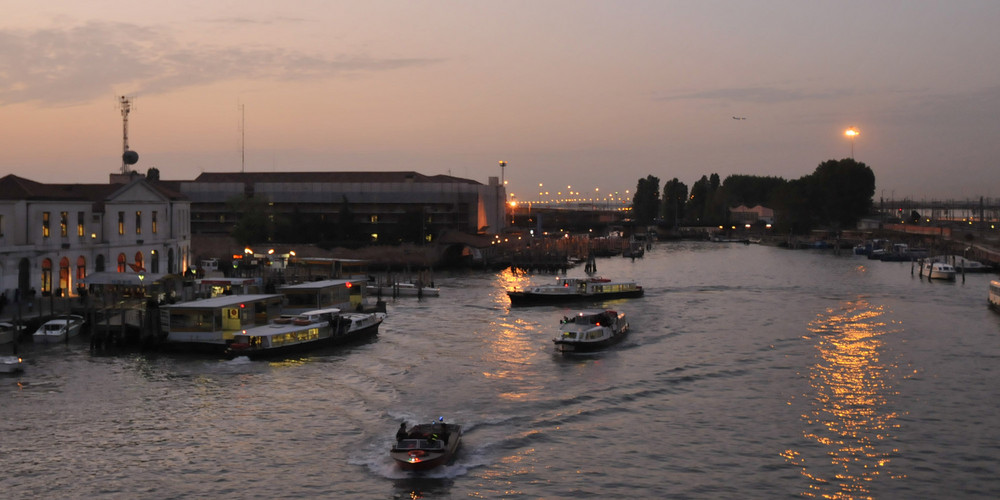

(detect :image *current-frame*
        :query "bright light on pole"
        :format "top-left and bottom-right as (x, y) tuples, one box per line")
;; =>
(845, 127), (859, 159)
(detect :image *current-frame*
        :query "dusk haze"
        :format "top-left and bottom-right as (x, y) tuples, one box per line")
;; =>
(2, 1), (998, 201)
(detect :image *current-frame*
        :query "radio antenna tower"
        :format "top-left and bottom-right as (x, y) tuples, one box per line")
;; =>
(119, 95), (139, 174)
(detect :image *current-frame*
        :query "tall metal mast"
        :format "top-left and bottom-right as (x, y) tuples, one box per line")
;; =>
(119, 95), (138, 174)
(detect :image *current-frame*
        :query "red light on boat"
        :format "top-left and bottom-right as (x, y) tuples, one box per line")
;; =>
(239, 303), (245, 308)
(346, 282), (352, 288)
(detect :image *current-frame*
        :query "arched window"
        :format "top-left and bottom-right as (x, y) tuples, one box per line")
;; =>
(168, 248), (175, 274)
(117, 253), (127, 273)
(59, 257), (70, 293)
(76, 256), (87, 288)
(134, 251), (144, 272)
(96, 254), (105, 272)
(41, 258), (53, 293)
(150, 250), (160, 273)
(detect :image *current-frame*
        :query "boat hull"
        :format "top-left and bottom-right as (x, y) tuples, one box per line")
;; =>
(0, 356), (24, 374)
(508, 289), (643, 307)
(554, 328), (627, 353)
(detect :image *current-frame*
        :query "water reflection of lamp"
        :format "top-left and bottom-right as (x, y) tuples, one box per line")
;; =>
(784, 298), (904, 497)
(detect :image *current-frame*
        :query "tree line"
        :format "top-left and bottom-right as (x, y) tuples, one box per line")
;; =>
(631, 158), (876, 234)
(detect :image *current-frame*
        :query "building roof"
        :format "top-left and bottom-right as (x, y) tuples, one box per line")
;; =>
(187, 171), (482, 185)
(0, 174), (187, 202)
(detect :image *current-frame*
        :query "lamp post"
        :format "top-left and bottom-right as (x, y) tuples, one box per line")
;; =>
(845, 127), (859, 159)
(498, 161), (507, 233)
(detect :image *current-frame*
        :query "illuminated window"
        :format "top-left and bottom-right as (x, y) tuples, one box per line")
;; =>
(152, 211), (158, 234)
(77, 212), (85, 237)
(59, 257), (70, 292)
(118, 212), (124, 235)
(60, 212), (68, 237)
(135, 211), (142, 235)
(76, 256), (87, 284)
(370, 215), (379, 223)
(41, 258), (52, 293)
(43, 212), (50, 238)
(117, 253), (127, 272)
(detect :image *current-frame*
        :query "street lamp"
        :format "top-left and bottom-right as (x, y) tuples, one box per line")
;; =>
(845, 127), (859, 159)
(498, 161), (507, 233)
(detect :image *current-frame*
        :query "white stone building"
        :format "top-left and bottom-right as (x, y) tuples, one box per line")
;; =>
(0, 174), (191, 299)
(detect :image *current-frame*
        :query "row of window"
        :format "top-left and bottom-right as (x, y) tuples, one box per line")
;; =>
(40, 211), (158, 238)
(36, 251), (162, 294)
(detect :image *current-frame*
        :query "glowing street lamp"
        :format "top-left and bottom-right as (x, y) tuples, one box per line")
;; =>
(844, 127), (859, 159)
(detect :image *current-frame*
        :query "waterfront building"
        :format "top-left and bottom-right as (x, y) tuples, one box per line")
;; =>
(164, 171), (507, 242)
(0, 174), (191, 299)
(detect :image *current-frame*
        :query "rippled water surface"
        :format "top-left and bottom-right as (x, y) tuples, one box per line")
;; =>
(3, 242), (1000, 498)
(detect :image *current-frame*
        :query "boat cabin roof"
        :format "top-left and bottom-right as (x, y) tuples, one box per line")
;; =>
(163, 294), (283, 310)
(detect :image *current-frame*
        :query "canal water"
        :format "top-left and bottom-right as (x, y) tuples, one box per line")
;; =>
(3, 242), (999, 499)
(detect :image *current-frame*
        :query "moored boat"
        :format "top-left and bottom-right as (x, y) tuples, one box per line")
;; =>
(1, 321), (26, 345)
(366, 282), (440, 297)
(32, 315), (85, 343)
(390, 419), (462, 471)
(918, 259), (957, 281)
(159, 294), (285, 353)
(553, 309), (629, 353)
(224, 308), (385, 359)
(507, 277), (643, 306)
(990, 280), (1000, 310)
(0, 355), (24, 374)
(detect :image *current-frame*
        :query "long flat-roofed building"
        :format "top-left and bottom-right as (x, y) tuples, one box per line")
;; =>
(170, 171), (507, 242)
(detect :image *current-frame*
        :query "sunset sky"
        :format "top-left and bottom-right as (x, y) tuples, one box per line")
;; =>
(2, 1), (998, 202)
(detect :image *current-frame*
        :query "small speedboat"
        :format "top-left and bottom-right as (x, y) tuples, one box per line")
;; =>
(553, 309), (629, 353)
(0, 355), (24, 374)
(390, 419), (462, 471)
(32, 315), (85, 343)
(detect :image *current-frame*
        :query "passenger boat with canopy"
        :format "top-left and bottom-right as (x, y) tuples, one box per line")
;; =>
(224, 308), (385, 359)
(507, 277), (643, 306)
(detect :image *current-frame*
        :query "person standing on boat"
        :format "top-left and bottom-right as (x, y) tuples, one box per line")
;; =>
(396, 422), (408, 442)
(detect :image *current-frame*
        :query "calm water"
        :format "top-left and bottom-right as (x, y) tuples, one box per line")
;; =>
(3, 242), (1000, 499)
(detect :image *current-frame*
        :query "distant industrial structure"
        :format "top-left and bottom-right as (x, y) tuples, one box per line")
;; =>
(160, 170), (507, 240)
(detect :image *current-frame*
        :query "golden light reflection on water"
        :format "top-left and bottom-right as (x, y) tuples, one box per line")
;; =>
(786, 298), (906, 498)
(483, 268), (542, 401)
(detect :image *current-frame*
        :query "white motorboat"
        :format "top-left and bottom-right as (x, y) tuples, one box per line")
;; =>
(0, 355), (24, 374)
(919, 260), (957, 281)
(0, 321), (26, 344)
(32, 315), (85, 343)
(990, 280), (1000, 310)
(225, 308), (385, 359)
(553, 309), (629, 353)
(930, 255), (993, 273)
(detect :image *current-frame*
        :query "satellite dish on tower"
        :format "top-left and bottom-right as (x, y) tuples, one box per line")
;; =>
(123, 150), (139, 165)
